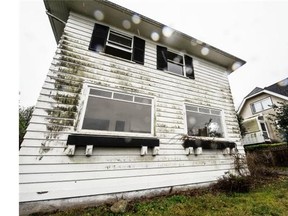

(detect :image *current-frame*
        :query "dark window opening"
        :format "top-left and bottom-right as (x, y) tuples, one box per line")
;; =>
(157, 45), (194, 78)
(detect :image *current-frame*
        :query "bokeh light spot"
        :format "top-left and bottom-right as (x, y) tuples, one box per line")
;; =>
(162, 26), (174, 37)
(232, 61), (242, 71)
(151, 32), (160, 41)
(201, 47), (209, 56)
(122, 20), (131, 29)
(94, 10), (104, 21)
(132, 14), (141, 24)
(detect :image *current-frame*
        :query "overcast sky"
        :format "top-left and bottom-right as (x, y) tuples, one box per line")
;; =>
(19, 0), (288, 110)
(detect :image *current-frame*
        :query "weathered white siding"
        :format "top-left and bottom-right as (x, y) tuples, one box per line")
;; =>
(19, 11), (241, 207)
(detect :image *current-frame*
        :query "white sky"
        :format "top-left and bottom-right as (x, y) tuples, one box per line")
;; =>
(19, 0), (288, 109)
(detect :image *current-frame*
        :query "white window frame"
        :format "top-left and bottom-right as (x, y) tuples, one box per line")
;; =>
(166, 50), (185, 76)
(106, 29), (133, 55)
(78, 84), (155, 137)
(250, 97), (273, 114)
(184, 104), (226, 138)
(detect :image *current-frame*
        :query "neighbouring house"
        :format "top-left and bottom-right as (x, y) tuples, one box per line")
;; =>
(237, 77), (288, 145)
(19, 0), (246, 214)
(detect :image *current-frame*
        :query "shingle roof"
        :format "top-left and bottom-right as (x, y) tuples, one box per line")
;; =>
(245, 87), (263, 98)
(264, 77), (288, 97)
(244, 77), (288, 99)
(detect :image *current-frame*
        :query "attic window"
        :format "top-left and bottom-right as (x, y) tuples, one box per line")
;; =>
(250, 97), (273, 114)
(157, 45), (194, 79)
(89, 23), (145, 64)
(81, 88), (153, 134)
(186, 105), (224, 138)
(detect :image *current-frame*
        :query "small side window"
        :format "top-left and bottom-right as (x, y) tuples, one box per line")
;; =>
(157, 45), (194, 79)
(89, 23), (145, 64)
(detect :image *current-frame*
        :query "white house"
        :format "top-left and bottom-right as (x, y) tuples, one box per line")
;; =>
(19, 0), (246, 214)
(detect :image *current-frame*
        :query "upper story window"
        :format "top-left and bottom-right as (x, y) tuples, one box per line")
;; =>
(157, 45), (194, 79)
(81, 87), (153, 134)
(89, 23), (145, 65)
(251, 97), (273, 114)
(186, 105), (224, 138)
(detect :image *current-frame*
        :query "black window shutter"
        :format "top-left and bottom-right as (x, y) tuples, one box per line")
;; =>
(132, 37), (145, 65)
(157, 45), (167, 70)
(89, 23), (109, 52)
(184, 55), (195, 79)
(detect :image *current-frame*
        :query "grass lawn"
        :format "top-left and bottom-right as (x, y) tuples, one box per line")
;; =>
(32, 176), (288, 216)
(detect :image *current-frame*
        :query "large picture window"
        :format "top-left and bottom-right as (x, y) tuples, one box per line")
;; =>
(82, 88), (153, 134)
(186, 105), (224, 137)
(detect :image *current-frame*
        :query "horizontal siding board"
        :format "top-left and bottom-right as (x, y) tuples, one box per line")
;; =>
(20, 164), (232, 184)
(20, 160), (232, 174)
(19, 153), (231, 164)
(19, 170), (228, 202)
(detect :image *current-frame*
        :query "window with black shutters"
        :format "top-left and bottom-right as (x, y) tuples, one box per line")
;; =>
(89, 23), (145, 64)
(157, 45), (194, 79)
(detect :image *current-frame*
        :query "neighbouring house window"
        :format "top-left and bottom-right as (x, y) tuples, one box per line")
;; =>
(186, 105), (224, 137)
(250, 97), (273, 114)
(82, 88), (153, 134)
(89, 23), (145, 64)
(157, 45), (194, 79)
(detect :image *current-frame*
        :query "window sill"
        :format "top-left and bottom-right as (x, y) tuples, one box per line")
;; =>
(67, 134), (159, 148)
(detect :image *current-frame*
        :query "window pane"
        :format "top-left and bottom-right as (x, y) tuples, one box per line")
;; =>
(199, 108), (210, 113)
(82, 96), (151, 133)
(109, 31), (132, 48)
(253, 101), (262, 112)
(186, 105), (198, 112)
(90, 89), (112, 98)
(134, 97), (152, 104)
(115, 121), (125, 131)
(186, 111), (223, 137)
(105, 46), (132, 60)
(211, 110), (221, 115)
(167, 51), (183, 64)
(167, 62), (183, 75)
(261, 98), (272, 110)
(113, 93), (133, 101)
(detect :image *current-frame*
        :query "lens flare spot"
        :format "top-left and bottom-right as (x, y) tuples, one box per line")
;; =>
(151, 32), (160, 41)
(186, 67), (193, 75)
(277, 78), (288, 87)
(201, 47), (209, 56)
(162, 26), (174, 37)
(188, 117), (196, 125)
(132, 14), (141, 24)
(122, 20), (131, 29)
(94, 10), (104, 21)
(232, 62), (242, 71)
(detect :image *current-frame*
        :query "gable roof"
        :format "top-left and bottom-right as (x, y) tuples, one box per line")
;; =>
(265, 78), (288, 97)
(237, 77), (288, 114)
(43, 0), (245, 73)
(245, 87), (263, 98)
